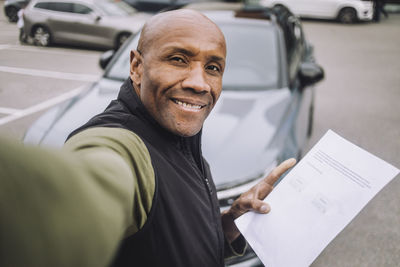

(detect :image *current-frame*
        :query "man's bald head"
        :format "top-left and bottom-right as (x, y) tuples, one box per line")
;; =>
(129, 9), (226, 137)
(137, 9), (226, 56)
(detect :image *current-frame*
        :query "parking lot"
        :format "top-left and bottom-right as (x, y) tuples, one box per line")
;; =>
(302, 13), (400, 267)
(0, 2), (399, 266)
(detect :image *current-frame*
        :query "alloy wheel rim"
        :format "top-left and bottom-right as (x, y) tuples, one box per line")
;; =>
(34, 28), (50, 46)
(341, 11), (354, 23)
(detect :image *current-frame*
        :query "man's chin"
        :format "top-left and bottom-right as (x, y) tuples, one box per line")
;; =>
(174, 128), (202, 138)
(169, 124), (203, 137)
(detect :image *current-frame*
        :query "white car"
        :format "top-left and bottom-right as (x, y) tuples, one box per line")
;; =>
(260, 0), (374, 23)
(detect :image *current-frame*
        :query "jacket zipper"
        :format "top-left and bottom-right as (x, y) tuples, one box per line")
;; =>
(192, 138), (224, 265)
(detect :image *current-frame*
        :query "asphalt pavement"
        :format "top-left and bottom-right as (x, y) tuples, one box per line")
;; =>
(0, 2), (399, 266)
(302, 13), (400, 267)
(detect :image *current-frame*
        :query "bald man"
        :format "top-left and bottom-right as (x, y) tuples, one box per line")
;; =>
(0, 9), (295, 267)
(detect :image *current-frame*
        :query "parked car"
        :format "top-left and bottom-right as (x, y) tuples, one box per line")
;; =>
(122, 0), (189, 12)
(22, 0), (152, 49)
(24, 3), (324, 266)
(3, 0), (30, 22)
(260, 0), (374, 23)
(121, 0), (223, 13)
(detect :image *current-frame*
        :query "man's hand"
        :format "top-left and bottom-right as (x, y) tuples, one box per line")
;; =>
(221, 158), (296, 244)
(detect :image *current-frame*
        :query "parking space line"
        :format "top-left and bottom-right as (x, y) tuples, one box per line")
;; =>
(0, 44), (102, 57)
(0, 44), (12, 50)
(0, 66), (99, 82)
(0, 107), (22, 114)
(0, 87), (83, 126)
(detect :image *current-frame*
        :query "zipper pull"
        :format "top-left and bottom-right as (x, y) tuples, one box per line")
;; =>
(205, 177), (213, 194)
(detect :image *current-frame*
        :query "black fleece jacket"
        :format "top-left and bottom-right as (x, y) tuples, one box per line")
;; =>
(69, 79), (226, 267)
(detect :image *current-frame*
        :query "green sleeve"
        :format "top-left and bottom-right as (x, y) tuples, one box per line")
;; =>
(0, 127), (155, 267)
(64, 127), (155, 235)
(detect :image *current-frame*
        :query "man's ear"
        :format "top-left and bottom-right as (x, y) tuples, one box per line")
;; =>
(130, 50), (143, 92)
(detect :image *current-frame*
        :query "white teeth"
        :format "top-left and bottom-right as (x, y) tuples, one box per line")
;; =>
(175, 100), (202, 109)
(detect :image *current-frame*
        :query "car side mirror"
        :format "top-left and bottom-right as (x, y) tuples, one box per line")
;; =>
(299, 62), (324, 87)
(99, 50), (115, 70)
(89, 12), (101, 22)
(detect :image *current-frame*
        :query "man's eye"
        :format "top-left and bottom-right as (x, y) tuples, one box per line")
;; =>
(171, 57), (185, 63)
(207, 65), (220, 72)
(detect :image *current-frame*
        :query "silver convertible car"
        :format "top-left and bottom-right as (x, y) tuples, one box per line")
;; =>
(24, 4), (324, 266)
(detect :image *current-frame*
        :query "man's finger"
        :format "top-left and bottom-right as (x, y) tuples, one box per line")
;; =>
(248, 199), (271, 214)
(252, 158), (297, 201)
(264, 158), (296, 186)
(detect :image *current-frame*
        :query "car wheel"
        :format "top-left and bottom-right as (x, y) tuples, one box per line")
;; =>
(6, 6), (19, 23)
(338, 7), (357, 24)
(33, 26), (51, 47)
(115, 32), (131, 49)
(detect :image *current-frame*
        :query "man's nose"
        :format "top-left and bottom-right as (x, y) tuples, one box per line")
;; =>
(181, 63), (211, 93)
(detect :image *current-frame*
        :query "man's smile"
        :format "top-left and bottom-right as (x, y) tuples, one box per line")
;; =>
(172, 98), (207, 111)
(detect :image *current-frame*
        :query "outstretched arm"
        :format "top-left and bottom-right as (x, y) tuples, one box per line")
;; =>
(0, 128), (154, 267)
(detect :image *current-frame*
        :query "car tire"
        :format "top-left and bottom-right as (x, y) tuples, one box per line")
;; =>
(115, 32), (131, 50)
(6, 6), (19, 23)
(33, 26), (51, 47)
(338, 7), (357, 24)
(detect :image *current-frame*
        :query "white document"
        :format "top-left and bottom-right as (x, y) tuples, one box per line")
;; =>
(235, 130), (399, 267)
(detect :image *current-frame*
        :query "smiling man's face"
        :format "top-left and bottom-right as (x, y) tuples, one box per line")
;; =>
(130, 10), (226, 137)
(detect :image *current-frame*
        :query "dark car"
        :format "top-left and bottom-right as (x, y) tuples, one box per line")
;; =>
(122, 0), (225, 13)
(122, 0), (188, 12)
(4, 0), (30, 22)
(24, 3), (324, 266)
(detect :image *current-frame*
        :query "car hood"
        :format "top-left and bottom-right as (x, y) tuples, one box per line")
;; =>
(202, 89), (292, 188)
(24, 78), (292, 188)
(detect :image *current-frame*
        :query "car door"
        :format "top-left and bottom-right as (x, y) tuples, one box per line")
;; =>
(287, 0), (310, 15)
(299, 0), (340, 18)
(270, 0), (309, 15)
(44, 2), (75, 42)
(69, 3), (115, 48)
(279, 11), (313, 158)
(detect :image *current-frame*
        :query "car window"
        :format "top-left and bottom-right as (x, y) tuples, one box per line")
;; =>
(273, 5), (305, 83)
(96, 0), (136, 16)
(36, 2), (73, 12)
(221, 23), (279, 90)
(285, 18), (304, 82)
(106, 22), (280, 90)
(73, 3), (92, 14)
(34, 2), (49, 9)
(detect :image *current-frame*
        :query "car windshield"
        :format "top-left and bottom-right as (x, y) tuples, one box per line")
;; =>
(96, 0), (136, 16)
(106, 22), (279, 90)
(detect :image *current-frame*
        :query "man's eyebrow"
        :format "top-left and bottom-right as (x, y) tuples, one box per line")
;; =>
(208, 55), (225, 64)
(162, 46), (225, 63)
(163, 47), (196, 57)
